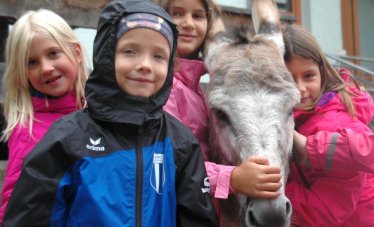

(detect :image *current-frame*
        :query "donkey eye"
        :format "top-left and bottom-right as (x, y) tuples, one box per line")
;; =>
(213, 108), (230, 124)
(285, 110), (293, 120)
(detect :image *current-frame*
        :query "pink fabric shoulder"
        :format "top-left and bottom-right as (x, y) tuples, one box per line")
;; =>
(164, 58), (235, 199)
(338, 68), (374, 125)
(0, 93), (78, 224)
(164, 58), (209, 159)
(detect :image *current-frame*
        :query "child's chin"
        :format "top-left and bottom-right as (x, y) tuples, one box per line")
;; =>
(128, 92), (152, 98)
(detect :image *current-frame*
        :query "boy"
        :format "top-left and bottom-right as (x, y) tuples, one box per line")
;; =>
(2, 1), (218, 226)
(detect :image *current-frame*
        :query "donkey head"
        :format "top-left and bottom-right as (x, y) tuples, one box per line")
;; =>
(205, 0), (300, 226)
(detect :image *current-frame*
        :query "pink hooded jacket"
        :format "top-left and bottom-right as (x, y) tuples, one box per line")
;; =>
(164, 58), (234, 199)
(0, 93), (79, 224)
(286, 69), (374, 226)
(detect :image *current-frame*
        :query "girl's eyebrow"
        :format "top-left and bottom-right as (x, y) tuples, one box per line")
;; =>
(169, 6), (183, 11)
(170, 6), (205, 12)
(303, 68), (318, 73)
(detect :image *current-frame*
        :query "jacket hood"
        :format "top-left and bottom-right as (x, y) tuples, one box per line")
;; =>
(85, 0), (178, 125)
(294, 89), (374, 129)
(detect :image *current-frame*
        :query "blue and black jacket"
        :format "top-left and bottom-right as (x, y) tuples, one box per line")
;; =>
(3, 1), (218, 226)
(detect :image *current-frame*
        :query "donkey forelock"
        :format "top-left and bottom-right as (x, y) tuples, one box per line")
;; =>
(207, 29), (299, 107)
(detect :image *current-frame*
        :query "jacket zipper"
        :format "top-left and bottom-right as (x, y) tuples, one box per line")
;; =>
(135, 126), (144, 227)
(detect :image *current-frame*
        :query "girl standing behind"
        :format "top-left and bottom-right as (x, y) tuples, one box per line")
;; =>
(0, 9), (87, 224)
(284, 24), (374, 226)
(154, 0), (282, 202)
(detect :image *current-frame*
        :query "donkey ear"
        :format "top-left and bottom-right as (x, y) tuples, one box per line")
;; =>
(204, 34), (231, 73)
(251, 0), (285, 56)
(207, 15), (226, 41)
(204, 12), (228, 73)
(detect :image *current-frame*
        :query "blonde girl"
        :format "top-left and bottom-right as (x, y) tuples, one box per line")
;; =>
(0, 9), (87, 224)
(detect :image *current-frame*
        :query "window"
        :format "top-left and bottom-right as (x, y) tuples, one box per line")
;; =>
(215, 0), (249, 9)
(215, 0), (290, 14)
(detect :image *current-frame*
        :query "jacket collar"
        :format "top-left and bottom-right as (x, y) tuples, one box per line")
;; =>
(32, 92), (78, 114)
(294, 89), (374, 126)
(174, 58), (206, 91)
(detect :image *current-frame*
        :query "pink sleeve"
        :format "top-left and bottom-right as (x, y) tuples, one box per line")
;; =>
(286, 175), (361, 226)
(0, 128), (38, 224)
(305, 129), (374, 173)
(205, 161), (235, 199)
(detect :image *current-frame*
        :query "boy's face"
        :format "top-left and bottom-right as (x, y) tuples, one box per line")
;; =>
(115, 28), (171, 97)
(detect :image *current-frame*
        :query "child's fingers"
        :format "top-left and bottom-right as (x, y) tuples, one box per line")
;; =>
(253, 190), (281, 199)
(258, 182), (282, 192)
(264, 166), (281, 174)
(263, 173), (282, 183)
(247, 156), (270, 165)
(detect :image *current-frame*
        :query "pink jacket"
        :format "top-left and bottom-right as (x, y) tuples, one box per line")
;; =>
(286, 70), (374, 226)
(164, 58), (234, 199)
(0, 93), (79, 224)
(306, 128), (374, 173)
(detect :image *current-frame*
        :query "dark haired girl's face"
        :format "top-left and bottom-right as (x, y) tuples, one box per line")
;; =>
(286, 55), (321, 109)
(169, 0), (208, 58)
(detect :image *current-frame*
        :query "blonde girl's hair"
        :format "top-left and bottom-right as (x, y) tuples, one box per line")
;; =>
(283, 24), (359, 117)
(153, 0), (221, 59)
(1, 9), (88, 141)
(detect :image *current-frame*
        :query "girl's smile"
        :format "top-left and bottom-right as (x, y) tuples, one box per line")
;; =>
(178, 33), (196, 42)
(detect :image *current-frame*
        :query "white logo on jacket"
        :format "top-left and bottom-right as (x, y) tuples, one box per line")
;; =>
(201, 177), (210, 194)
(150, 153), (165, 194)
(86, 138), (105, 151)
(90, 138), (101, 145)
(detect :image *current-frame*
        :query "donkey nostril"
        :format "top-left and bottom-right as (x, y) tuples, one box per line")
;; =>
(248, 210), (260, 226)
(285, 200), (292, 216)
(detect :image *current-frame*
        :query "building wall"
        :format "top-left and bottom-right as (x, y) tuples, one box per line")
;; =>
(74, 28), (95, 70)
(301, 0), (344, 56)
